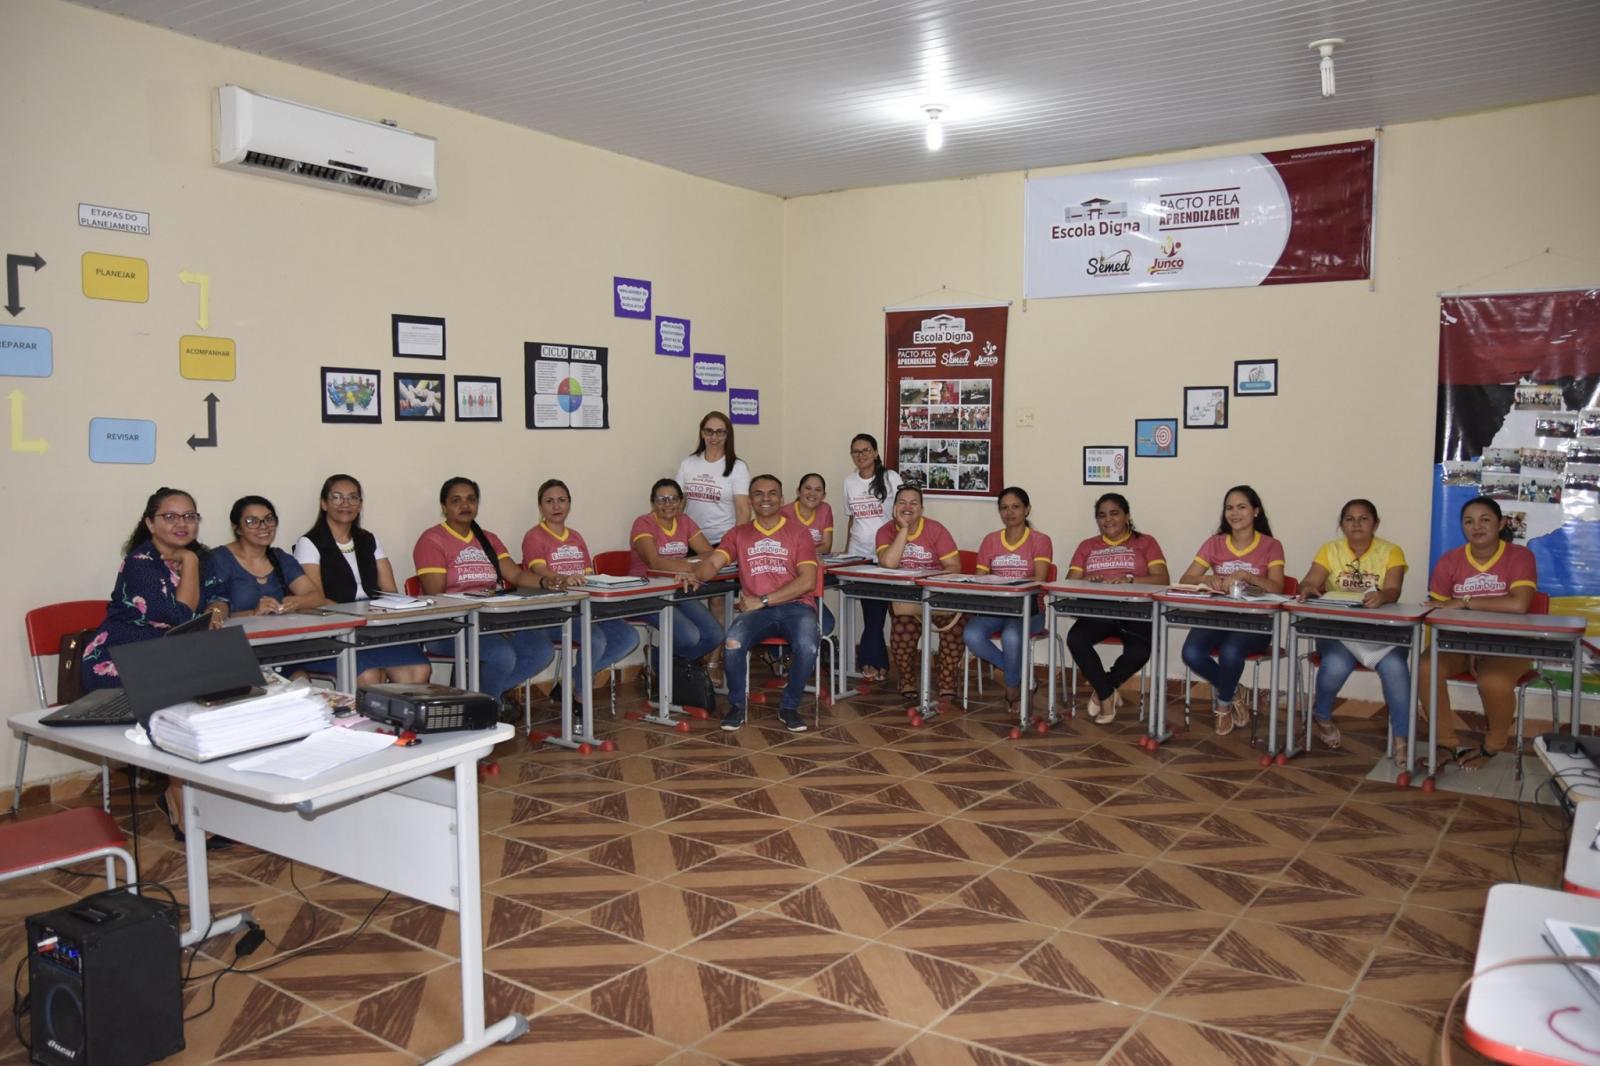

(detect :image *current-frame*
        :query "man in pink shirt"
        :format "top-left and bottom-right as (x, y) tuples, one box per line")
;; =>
(692, 474), (820, 732)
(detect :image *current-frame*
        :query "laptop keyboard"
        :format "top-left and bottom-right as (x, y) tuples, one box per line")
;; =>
(43, 690), (134, 725)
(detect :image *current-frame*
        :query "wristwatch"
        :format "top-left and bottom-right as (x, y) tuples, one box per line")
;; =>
(761, 595), (770, 608)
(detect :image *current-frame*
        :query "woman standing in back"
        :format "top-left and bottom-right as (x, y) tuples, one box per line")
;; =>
(842, 433), (901, 683)
(676, 411), (751, 545)
(781, 473), (835, 554)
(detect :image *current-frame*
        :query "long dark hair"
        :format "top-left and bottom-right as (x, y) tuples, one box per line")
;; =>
(1339, 498), (1380, 527)
(797, 472), (826, 496)
(1216, 484), (1273, 537)
(303, 474), (379, 602)
(227, 494), (288, 591)
(998, 486), (1032, 528)
(693, 412), (738, 477)
(853, 433), (890, 501)
(1094, 492), (1142, 538)
(440, 476), (506, 588)
(124, 487), (210, 556)
(1461, 495), (1515, 542)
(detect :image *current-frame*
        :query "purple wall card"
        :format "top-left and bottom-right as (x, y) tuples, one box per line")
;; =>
(613, 277), (651, 319)
(655, 315), (691, 356)
(693, 353), (726, 391)
(728, 387), (760, 425)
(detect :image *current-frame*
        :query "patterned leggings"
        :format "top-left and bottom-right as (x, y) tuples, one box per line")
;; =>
(890, 612), (966, 696)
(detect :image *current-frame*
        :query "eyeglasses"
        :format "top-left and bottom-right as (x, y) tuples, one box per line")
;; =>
(155, 512), (201, 524)
(241, 515), (278, 529)
(653, 495), (682, 504)
(328, 492), (362, 504)
(701, 427), (728, 437)
(850, 447), (874, 456)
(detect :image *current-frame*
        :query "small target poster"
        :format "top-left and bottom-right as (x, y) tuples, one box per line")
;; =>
(525, 341), (609, 429)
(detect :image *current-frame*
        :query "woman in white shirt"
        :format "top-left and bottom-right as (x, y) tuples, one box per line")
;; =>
(842, 433), (902, 683)
(675, 411), (751, 545)
(293, 474), (431, 686)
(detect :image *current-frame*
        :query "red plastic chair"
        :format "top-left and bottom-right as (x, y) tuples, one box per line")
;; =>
(0, 807), (134, 891)
(13, 600), (110, 815)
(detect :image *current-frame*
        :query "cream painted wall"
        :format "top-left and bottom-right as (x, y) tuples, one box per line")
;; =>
(781, 97), (1600, 653)
(2, 1), (784, 783)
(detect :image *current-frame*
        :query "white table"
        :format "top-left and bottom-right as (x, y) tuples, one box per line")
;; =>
(1467, 882), (1600, 1065)
(919, 575), (1042, 732)
(450, 591), (583, 740)
(224, 610), (364, 691)
(9, 709), (522, 1064)
(574, 579), (681, 743)
(1565, 799), (1600, 898)
(319, 598), (475, 687)
(1043, 579), (1159, 724)
(1151, 591), (1287, 749)
(1537, 735), (1600, 808)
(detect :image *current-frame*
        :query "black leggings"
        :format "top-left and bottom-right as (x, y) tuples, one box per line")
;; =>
(1065, 618), (1152, 701)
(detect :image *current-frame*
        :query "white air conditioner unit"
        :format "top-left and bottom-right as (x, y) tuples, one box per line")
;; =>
(213, 85), (437, 204)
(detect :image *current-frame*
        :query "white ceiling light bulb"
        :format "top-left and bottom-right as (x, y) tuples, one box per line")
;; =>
(1309, 38), (1344, 97)
(923, 104), (946, 151)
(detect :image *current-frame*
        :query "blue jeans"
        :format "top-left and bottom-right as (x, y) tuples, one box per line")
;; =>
(428, 630), (554, 701)
(962, 612), (1045, 688)
(1180, 628), (1270, 702)
(655, 600), (724, 661)
(1313, 638), (1411, 737)
(856, 599), (890, 670)
(573, 619), (640, 684)
(726, 602), (820, 712)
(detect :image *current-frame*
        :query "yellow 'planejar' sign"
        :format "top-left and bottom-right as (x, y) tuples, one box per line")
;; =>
(179, 335), (236, 381)
(82, 252), (149, 302)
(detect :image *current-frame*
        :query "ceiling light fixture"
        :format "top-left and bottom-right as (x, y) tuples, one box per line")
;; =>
(922, 104), (946, 151)
(1309, 38), (1344, 98)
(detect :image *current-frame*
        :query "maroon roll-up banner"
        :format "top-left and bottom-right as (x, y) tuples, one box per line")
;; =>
(884, 304), (1009, 498)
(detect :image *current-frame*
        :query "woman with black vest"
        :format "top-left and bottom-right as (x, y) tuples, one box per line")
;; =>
(293, 474), (431, 686)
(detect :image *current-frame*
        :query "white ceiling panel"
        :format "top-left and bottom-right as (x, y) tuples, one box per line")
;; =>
(71, 0), (1600, 197)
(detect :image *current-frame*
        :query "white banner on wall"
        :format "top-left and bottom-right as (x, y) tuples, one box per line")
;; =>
(1023, 140), (1374, 298)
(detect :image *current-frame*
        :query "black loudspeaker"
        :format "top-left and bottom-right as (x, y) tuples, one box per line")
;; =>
(26, 886), (184, 1066)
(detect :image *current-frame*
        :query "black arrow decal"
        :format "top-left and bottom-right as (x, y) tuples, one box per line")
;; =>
(5, 253), (45, 317)
(187, 393), (219, 450)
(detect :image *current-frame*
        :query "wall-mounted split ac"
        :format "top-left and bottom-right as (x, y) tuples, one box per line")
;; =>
(212, 85), (437, 204)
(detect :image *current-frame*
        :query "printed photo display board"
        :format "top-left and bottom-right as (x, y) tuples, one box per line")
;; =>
(884, 305), (1008, 497)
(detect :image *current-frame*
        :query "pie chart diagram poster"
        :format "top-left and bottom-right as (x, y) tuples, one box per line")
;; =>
(525, 341), (609, 429)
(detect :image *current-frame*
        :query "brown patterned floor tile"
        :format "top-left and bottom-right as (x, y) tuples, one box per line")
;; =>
(771, 876), (928, 937)
(227, 851), (338, 894)
(254, 928), (450, 1009)
(879, 904), (1055, 974)
(1004, 839), (1149, 889)
(1383, 902), (1481, 963)
(575, 752), (694, 785)
(1069, 895), (1231, 959)
(951, 868), (1103, 926)
(580, 827), (720, 879)
(810, 798), (946, 840)
(1054, 810), (1183, 855)
(650, 738), (759, 765)
(487, 856), (648, 913)
(583, 882), (748, 948)
(666, 850), (822, 905)
(1030, 769), (1147, 807)
(509, 771), (631, 807)
(1277, 850), (1423, 902)
(745, 822), (883, 874)
(341, 967), (544, 1058)
(657, 768), (777, 804)
(1013, 930), (1189, 1008)
(1346, 776), (1464, 809)
(1324, 997), (1483, 1066)
(710, 750), (821, 781)
(1447, 796), (1566, 854)
(823, 720), (918, 748)
(1201, 916), (1375, 991)
(1354, 946), (1473, 1012)
(576, 952), (772, 1046)
(883, 1032), (1033, 1065)
(484, 918), (662, 998)
(914, 762), (1032, 794)
(166, 977), (308, 1064)
(1155, 961), (1346, 1049)
(841, 747), (948, 778)
(1096, 773), (1242, 824)
(725, 781), (851, 820)
(497, 807), (632, 854)
(658, 804), (797, 846)
(678, 911), (866, 984)
(476, 1004), (676, 1064)
(1315, 798), (1453, 841)
(573, 781), (704, 826)
(1409, 842), (1556, 913)
(192, 894), (354, 966)
(873, 778), (989, 816)
(380, 894), (547, 955)
(933, 977), (1140, 1064)
(799, 942), (989, 1027)
(777, 733), (889, 764)
(695, 993), (918, 1064)
(1159, 827), (1301, 879)
(789, 763), (901, 798)
(1122, 860), (1270, 916)
(842, 845), (993, 900)
(1104, 1015), (1310, 1065)
(1243, 884), (1399, 943)
(906, 819), (1034, 866)
(478, 787), (558, 831)
(216, 1015), (417, 1064)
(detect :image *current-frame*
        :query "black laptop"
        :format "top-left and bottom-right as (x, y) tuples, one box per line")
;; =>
(42, 623), (264, 727)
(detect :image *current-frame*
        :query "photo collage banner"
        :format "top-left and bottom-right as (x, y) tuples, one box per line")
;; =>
(884, 304), (1008, 498)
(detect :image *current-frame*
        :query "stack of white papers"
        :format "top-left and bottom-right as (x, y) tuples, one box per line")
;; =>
(149, 688), (333, 762)
(228, 727), (397, 778)
(369, 594), (433, 610)
(584, 574), (647, 588)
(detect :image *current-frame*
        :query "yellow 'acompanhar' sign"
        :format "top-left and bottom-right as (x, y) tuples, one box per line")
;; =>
(179, 335), (236, 381)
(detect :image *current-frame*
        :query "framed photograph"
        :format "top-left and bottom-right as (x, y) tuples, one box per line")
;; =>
(320, 366), (381, 424)
(1083, 445), (1128, 486)
(394, 372), (447, 422)
(1134, 417), (1178, 458)
(1184, 385), (1229, 429)
(392, 314), (446, 359)
(454, 375), (502, 422)
(1234, 359), (1278, 397)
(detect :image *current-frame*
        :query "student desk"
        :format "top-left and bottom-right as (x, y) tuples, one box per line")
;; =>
(578, 579), (681, 741)
(1538, 735), (1600, 809)
(320, 598), (474, 687)
(1042, 580), (1158, 724)
(829, 565), (932, 715)
(918, 575), (1042, 732)
(1564, 798), (1600, 898)
(223, 611), (365, 690)
(1466, 882), (1600, 1065)
(8, 711), (524, 1063)
(1150, 591), (1286, 748)
(452, 591), (584, 746)
(1423, 608), (1588, 782)
(650, 562), (739, 697)
(1279, 599), (1430, 767)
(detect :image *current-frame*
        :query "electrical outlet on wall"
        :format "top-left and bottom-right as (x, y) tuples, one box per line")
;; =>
(1015, 407), (1036, 427)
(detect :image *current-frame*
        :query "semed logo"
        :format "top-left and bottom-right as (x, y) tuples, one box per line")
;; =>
(1085, 250), (1133, 277)
(940, 349), (971, 367)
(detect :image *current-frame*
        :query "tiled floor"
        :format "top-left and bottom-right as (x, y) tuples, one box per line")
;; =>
(1, 675), (1567, 1065)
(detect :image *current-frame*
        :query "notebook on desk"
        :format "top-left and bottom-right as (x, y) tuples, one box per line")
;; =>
(42, 625), (266, 728)
(1318, 590), (1372, 607)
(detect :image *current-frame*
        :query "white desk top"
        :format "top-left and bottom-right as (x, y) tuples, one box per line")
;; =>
(9, 708), (510, 807)
(1536, 736), (1600, 805)
(1467, 882), (1600, 1065)
(1566, 799), (1600, 898)
(1425, 608), (1588, 636)
(1043, 579), (1157, 600)
(917, 575), (1040, 595)
(318, 599), (479, 625)
(1152, 590), (1286, 613)
(1284, 599), (1433, 624)
(829, 564), (930, 584)
(224, 611), (365, 642)
(446, 590), (584, 614)
(581, 576), (680, 600)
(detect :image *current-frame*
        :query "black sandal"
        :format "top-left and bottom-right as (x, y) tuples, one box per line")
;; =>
(1452, 745), (1498, 772)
